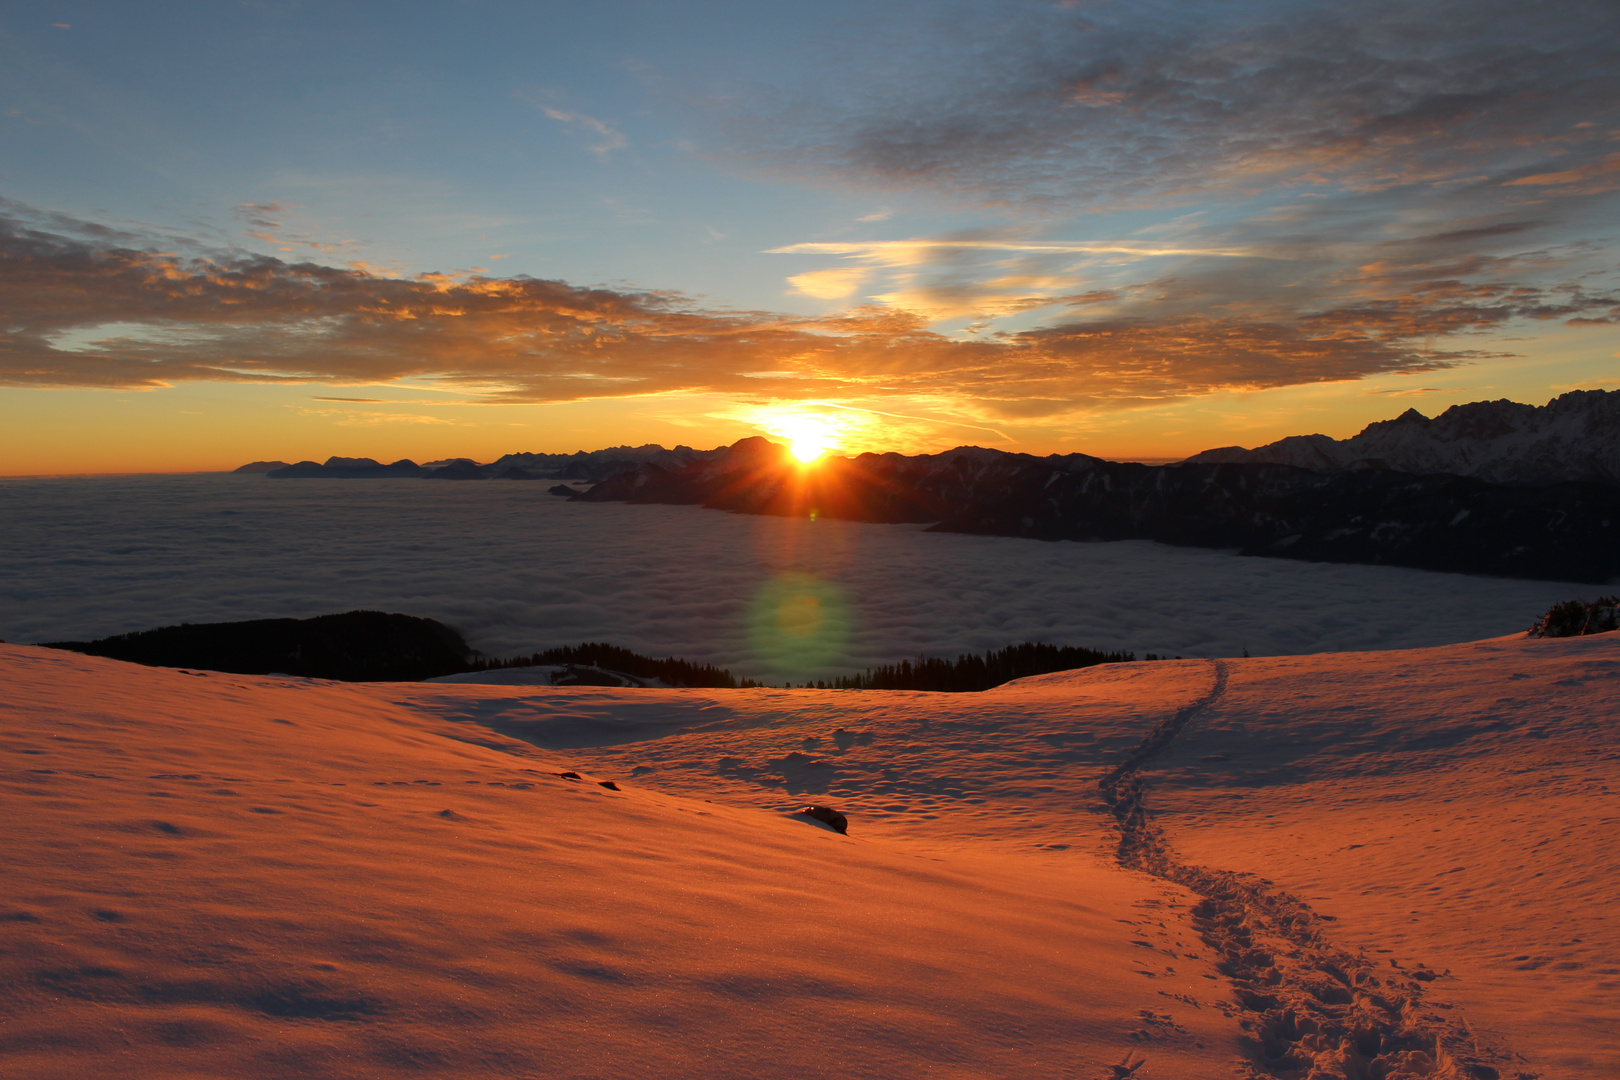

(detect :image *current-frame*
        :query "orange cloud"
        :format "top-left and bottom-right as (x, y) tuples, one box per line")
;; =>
(2, 209), (1611, 420)
(1504, 152), (1620, 194)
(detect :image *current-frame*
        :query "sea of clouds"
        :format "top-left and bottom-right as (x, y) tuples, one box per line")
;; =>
(0, 474), (1588, 684)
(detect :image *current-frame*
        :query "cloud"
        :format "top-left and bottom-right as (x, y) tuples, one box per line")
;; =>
(787, 266), (868, 299)
(1504, 152), (1620, 195)
(541, 106), (628, 158)
(228, 199), (364, 259)
(2, 201), (1613, 419)
(770, 234), (1259, 322)
(707, 1), (1620, 210)
(770, 240), (1254, 260)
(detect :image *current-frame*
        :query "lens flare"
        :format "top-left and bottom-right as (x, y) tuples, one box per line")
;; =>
(747, 571), (851, 681)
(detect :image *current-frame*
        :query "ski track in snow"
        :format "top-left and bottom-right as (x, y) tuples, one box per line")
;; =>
(1101, 661), (1520, 1080)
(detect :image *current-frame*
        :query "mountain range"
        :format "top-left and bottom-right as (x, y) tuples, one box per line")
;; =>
(574, 437), (1620, 582)
(235, 391), (1620, 582)
(244, 390), (1620, 487)
(249, 444), (721, 481)
(1186, 389), (1620, 486)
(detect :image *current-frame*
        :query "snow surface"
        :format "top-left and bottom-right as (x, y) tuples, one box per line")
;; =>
(0, 474), (1590, 684)
(0, 644), (1235, 1080)
(3, 633), (1614, 1078)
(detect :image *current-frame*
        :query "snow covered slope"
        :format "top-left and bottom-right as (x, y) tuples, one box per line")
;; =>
(3, 634), (1615, 1078)
(1186, 389), (1620, 486)
(0, 646), (1234, 1080)
(1146, 635), (1620, 1079)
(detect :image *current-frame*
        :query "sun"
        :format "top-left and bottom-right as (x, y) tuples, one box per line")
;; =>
(790, 433), (832, 463)
(774, 415), (840, 463)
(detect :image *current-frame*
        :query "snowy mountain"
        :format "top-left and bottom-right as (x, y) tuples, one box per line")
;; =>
(1185, 389), (1620, 485)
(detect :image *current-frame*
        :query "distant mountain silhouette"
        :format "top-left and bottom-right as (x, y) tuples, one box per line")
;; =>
(44, 610), (476, 681)
(252, 445), (725, 481)
(574, 436), (1620, 583)
(1185, 390), (1620, 486)
(422, 459), (488, 480)
(267, 457), (426, 478)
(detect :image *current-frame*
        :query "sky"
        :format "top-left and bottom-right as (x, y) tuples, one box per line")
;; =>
(1, 0), (1617, 473)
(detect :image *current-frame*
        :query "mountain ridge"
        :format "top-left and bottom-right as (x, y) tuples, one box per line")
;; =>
(1185, 389), (1620, 485)
(573, 437), (1620, 583)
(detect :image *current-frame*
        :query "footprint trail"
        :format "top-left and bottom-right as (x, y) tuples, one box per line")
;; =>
(1099, 660), (1525, 1080)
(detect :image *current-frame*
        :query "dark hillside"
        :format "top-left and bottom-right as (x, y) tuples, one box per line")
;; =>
(44, 611), (474, 681)
(576, 438), (1620, 583)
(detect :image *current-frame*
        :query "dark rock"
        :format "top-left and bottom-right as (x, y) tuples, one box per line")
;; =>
(548, 484), (578, 497)
(797, 805), (848, 834)
(597, 780), (620, 790)
(554, 772), (582, 781)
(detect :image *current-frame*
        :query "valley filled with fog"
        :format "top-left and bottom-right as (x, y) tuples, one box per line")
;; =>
(0, 474), (1585, 684)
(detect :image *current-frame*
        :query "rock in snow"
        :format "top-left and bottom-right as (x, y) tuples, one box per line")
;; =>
(797, 804), (849, 834)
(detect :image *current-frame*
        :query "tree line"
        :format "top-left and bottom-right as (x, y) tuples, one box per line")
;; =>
(473, 639), (1171, 691)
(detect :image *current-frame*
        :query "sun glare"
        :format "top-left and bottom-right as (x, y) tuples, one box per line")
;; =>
(772, 415), (840, 463)
(791, 435), (830, 463)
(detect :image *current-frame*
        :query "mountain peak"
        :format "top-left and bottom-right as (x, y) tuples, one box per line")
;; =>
(1184, 389), (1620, 486)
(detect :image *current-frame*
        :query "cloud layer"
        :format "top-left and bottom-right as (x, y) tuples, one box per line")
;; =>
(0, 474), (1577, 684)
(3, 195), (1612, 420)
(713, 0), (1620, 208)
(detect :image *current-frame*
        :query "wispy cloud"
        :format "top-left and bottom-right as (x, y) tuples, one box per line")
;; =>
(540, 106), (628, 158)
(786, 266), (868, 299)
(771, 235), (1257, 321)
(231, 200), (362, 259)
(1503, 152), (1620, 195)
(770, 240), (1256, 259)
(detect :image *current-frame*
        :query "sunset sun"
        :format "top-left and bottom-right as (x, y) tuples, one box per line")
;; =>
(790, 434), (831, 463)
(771, 415), (840, 463)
